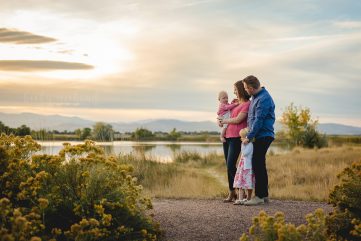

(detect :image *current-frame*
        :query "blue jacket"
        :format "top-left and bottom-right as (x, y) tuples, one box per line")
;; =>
(247, 87), (275, 140)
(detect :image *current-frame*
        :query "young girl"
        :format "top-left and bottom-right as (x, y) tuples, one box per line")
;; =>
(217, 91), (238, 142)
(233, 127), (255, 205)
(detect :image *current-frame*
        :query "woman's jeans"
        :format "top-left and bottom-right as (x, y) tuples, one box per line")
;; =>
(223, 137), (241, 191)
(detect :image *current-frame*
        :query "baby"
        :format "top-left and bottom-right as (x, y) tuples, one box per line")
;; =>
(217, 90), (238, 142)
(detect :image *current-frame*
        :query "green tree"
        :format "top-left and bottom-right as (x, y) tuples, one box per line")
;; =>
(281, 103), (327, 148)
(92, 122), (114, 141)
(168, 128), (181, 140)
(81, 127), (92, 140)
(31, 129), (53, 140)
(15, 125), (31, 136)
(74, 128), (82, 139)
(0, 121), (13, 135)
(132, 128), (154, 140)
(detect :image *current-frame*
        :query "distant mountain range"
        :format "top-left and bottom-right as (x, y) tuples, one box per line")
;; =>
(1, 112), (361, 135)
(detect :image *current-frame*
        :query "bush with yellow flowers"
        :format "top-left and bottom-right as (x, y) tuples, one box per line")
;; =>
(327, 160), (361, 241)
(0, 134), (159, 240)
(240, 209), (327, 241)
(241, 159), (361, 241)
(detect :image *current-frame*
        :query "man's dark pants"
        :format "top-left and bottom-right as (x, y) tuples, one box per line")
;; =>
(223, 137), (241, 191)
(252, 136), (274, 198)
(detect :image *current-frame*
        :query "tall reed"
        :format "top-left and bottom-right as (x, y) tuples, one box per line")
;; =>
(117, 152), (225, 198)
(118, 146), (361, 201)
(267, 146), (361, 201)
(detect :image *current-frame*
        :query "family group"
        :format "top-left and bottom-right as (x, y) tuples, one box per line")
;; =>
(217, 75), (275, 206)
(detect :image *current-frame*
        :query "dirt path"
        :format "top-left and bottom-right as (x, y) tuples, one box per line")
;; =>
(151, 198), (333, 241)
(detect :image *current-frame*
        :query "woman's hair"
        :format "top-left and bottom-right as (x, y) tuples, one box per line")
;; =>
(242, 75), (260, 89)
(234, 80), (251, 101)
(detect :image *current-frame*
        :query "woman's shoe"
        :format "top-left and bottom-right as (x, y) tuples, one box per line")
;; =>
(223, 191), (236, 203)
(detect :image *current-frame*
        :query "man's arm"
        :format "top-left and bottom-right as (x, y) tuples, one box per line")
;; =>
(247, 98), (270, 140)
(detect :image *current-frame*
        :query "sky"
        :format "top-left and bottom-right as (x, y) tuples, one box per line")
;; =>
(0, 0), (361, 127)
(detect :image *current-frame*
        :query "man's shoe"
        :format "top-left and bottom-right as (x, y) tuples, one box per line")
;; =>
(264, 197), (269, 203)
(244, 196), (264, 206)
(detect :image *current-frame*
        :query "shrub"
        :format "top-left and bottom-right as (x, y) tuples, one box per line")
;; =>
(241, 159), (361, 241)
(302, 124), (328, 148)
(327, 160), (361, 240)
(0, 134), (159, 240)
(281, 103), (328, 148)
(240, 209), (328, 241)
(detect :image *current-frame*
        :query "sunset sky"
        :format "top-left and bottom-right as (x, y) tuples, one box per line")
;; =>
(1, 0), (360, 127)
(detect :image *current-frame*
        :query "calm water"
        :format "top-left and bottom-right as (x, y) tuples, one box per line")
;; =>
(38, 141), (289, 162)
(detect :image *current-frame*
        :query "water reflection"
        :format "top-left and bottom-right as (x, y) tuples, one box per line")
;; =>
(166, 144), (181, 153)
(101, 145), (114, 155)
(37, 141), (290, 162)
(132, 144), (156, 154)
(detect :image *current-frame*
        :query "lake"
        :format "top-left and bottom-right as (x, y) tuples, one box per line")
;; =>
(37, 141), (290, 162)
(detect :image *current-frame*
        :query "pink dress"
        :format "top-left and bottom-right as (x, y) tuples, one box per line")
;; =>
(233, 143), (255, 189)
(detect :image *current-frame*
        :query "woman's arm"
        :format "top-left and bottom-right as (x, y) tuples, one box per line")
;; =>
(221, 112), (247, 125)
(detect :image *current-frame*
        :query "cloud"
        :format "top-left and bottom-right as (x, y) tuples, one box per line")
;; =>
(0, 28), (56, 44)
(0, 60), (93, 71)
(333, 20), (361, 29)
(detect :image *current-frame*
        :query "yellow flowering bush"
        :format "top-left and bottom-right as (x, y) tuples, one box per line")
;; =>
(240, 209), (327, 241)
(327, 160), (361, 241)
(0, 134), (159, 240)
(241, 160), (361, 241)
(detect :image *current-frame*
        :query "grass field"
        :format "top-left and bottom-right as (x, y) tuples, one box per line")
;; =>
(118, 145), (361, 201)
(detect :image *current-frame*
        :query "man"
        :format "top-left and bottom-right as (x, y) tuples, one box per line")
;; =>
(241, 75), (275, 205)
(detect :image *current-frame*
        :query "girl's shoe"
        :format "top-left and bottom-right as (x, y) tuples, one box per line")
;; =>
(233, 198), (247, 205)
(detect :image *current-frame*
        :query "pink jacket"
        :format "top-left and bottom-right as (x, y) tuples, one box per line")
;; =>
(217, 102), (238, 116)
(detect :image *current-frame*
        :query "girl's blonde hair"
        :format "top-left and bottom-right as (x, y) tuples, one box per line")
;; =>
(239, 127), (249, 138)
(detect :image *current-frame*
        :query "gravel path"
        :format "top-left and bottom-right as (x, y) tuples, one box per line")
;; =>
(151, 198), (333, 241)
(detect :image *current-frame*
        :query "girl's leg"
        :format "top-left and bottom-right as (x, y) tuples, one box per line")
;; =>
(234, 189), (247, 205)
(237, 189), (242, 200)
(247, 189), (253, 200)
(240, 189), (246, 200)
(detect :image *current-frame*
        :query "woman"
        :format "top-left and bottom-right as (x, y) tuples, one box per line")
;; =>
(218, 80), (251, 202)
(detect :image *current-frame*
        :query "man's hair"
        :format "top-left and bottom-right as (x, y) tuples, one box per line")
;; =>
(242, 75), (260, 89)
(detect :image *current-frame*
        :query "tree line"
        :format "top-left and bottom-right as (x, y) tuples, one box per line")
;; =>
(0, 103), (332, 147)
(0, 121), (189, 142)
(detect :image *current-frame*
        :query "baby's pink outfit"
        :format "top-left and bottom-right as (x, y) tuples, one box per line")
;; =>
(217, 102), (238, 116)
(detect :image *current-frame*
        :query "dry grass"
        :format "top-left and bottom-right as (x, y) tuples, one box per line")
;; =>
(117, 152), (226, 199)
(267, 146), (361, 201)
(118, 146), (361, 201)
(144, 167), (225, 199)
